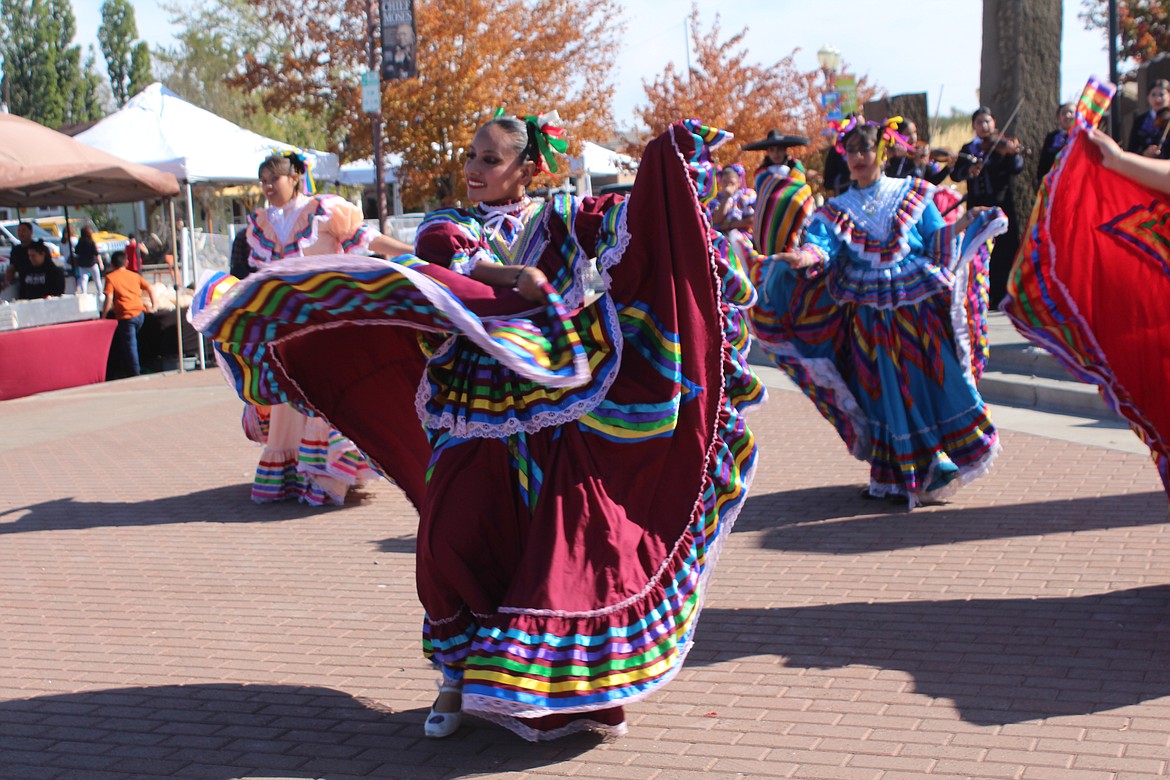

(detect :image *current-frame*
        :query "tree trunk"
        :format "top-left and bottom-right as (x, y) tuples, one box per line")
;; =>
(980, 0), (1062, 223)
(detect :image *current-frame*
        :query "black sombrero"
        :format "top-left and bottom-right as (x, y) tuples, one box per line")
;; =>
(742, 129), (810, 150)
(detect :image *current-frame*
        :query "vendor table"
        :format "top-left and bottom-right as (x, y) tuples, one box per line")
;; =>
(0, 318), (117, 400)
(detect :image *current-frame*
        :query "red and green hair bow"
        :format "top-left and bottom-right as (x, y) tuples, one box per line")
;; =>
(493, 108), (569, 174)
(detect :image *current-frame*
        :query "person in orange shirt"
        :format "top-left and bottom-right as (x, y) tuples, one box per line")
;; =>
(102, 250), (157, 377)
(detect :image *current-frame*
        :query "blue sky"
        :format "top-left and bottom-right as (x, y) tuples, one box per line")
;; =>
(73, 0), (1109, 123)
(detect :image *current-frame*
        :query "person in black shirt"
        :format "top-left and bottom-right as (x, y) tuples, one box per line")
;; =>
(229, 228), (252, 281)
(1036, 103), (1075, 184)
(72, 225), (104, 296)
(884, 119), (952, 185)
(1126, 78), (1170, 158)
(951, 106), (1025, 308)
(10, 240), (65, 299)
(3, 221), (34, 293)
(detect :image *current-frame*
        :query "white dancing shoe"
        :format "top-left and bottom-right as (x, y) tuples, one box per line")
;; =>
(424, 682), (463, 738)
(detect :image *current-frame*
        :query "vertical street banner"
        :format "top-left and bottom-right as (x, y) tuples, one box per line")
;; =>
(380, 0), (417, 80)
(821, 91), (842, 122)
(361, 71), (381, 114)
(836, 74), (858, 116)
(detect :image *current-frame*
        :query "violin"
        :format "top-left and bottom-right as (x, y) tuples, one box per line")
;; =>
(1155, 109), (1170, 147)
(991, 135), (1032, 158)
(929, 147), (956, 164)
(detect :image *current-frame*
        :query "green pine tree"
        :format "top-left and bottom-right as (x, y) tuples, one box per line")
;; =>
(98, 0), (137, 106)
(46, 0), (89, 125)
(75, 46), (110, 123)
(127, 40), (152, 99)
(1, 0), (68, 125)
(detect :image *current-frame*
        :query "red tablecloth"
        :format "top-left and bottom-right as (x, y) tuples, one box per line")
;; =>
(0, 319), (117, 401)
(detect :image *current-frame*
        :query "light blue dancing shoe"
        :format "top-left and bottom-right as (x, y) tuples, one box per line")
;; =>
(424, 681), (463, 738)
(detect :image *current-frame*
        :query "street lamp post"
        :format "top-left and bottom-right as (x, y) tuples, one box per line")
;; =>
(366, 0), (388, 234)
(1107, 0), (1121, 140)
(817, 44), (842, 89)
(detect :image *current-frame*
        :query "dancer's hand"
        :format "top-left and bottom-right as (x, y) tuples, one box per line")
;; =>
(514, 266), (549, 303)
(1088, 128), (1124, 170)
(774, 251), (813, 269)
(955, 206), (989, 232)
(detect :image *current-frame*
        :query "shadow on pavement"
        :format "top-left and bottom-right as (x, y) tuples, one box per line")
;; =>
(0, 683), (601, 779)
(690, 585), (1170, 725)
(737, 485), (1169, 553)
(0, 484), (352, 536)
(378, 535), (418, 554)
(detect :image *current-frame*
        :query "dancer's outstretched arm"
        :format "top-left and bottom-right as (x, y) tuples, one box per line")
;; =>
(1088, 128), (1170, 194)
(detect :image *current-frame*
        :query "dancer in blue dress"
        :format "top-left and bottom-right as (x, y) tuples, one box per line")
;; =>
(757, 118), (1007, 507)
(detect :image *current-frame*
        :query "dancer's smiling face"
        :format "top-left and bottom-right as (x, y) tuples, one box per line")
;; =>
(464, 124), (535, 205)
(259, 167), (298, 208)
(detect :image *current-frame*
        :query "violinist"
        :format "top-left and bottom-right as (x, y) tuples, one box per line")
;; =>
(1036, 103), (1075, 184)
(951, 106), (1025, 308)
(1125, 78), (1170, 158)
(884, 119), (952, 184)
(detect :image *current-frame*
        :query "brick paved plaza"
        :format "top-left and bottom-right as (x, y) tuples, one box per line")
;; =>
(1, 366), (1168, 779)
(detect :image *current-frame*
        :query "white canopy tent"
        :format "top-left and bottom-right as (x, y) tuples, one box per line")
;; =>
(338, 154), (403, 187)
(75, 82), (339, 183)
(75, 82), (342, 368)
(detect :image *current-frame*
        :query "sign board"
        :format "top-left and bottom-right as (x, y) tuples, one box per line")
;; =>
(836, 74), (858, 116)
(380, 0), (417, 80)
(862, 92), (930, 141)
(821, 91), (842, 122)
(361, 71), (381, 114)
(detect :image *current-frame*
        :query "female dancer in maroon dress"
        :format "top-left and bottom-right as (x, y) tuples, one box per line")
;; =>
(192, 115), (762, 740)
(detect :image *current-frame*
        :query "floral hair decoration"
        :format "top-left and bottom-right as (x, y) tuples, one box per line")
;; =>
(829, 115), (862, 155)
(719, 163), (747, 187)
(274, 147), (315, 194)
(493, 107), (569, 174)
(875, 116), (913, 168)
(831, 116), (912, 168)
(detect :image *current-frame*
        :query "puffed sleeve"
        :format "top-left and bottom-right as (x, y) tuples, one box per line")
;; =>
(796, 216), (842, 276)
(916, 199), (945, 242)
(569, 194), (624, 258)
(914, 199), (960, 267)
(317, 195), (376, 253)
(413, 210), (495, 275)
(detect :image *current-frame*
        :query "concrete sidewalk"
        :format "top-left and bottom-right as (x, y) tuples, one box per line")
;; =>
(1, 366), (1168, 779)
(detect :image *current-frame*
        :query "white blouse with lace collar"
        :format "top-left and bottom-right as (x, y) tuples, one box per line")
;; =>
(834, 176), (912, 242)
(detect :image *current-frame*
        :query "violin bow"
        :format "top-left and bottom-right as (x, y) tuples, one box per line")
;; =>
(980, 97), (1026, 161)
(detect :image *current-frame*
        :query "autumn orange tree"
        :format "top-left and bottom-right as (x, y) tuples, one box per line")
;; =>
(232, 0), (622, 208)
(1081, 0), (1170, 68)
(633, 4), (878, 172)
